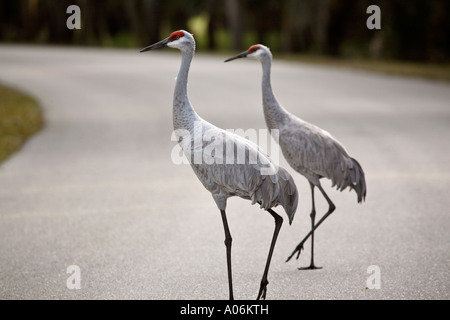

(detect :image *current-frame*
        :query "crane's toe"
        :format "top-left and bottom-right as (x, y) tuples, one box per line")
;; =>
(256, 279), (269, 300)
(286, 243), (304, 262)
(298, 264), (322, 270)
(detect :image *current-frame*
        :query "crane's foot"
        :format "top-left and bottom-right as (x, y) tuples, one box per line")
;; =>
(298, 264), (322, 270)
(285, 243), (304, 263)
(256, 279), (268, 300)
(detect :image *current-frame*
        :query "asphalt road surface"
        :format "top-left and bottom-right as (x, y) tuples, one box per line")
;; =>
(0, 45), (449, 300)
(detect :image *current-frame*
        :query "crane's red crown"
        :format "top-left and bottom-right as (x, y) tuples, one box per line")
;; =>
(169, 31), (185, 41)
(247, 45), (261, 54)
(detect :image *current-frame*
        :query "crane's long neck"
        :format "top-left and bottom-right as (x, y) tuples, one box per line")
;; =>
(173, 48), (199, 132)
(261, 56), (290, 130)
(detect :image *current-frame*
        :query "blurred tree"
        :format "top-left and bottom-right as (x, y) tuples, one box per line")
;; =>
(206, 0), (220, 50)
(243, 0), (282, 46)
(281, 0), (328, 53)
(225, 0), (242, 50)
(142, 0), (163, 45)
(0, 0), (448, 62)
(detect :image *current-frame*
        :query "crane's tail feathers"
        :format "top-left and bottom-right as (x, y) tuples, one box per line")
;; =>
(276, 167), (299, 225)
(348, 158), (366, 203)
(253, 167), (298, 225)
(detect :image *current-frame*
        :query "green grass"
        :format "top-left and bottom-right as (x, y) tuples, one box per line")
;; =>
(0, 84), (43, 163)
(277, 54), (450, 82)
(100, 32), (140, 48)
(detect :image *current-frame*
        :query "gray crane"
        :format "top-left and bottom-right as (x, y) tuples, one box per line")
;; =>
(225, 44), (366, 269)
(140, 32), (299, 299)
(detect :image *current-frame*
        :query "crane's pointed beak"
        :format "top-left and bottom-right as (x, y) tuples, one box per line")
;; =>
(140, 38), (170, 52)
(224, 51), (248, 62)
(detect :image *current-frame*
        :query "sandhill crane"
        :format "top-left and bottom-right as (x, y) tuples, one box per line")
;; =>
(140, 32), (298, 299)
(225, 44), (366, 269)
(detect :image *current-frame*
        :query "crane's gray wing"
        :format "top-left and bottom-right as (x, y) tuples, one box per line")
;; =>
(279, 119), (365, 201)
(181, 124), (298, 222)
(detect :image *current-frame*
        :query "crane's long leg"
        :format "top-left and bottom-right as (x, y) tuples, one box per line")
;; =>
(298, 182), (322, 270)
(286, 185), (336, 263)
(220, 210), (234, 300)
(257, 208), (283, 300)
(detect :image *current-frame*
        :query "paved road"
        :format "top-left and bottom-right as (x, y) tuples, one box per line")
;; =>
(0, 45), (449, 300)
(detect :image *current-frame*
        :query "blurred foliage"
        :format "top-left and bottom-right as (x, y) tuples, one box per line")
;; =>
(0, 0), (449, 62)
